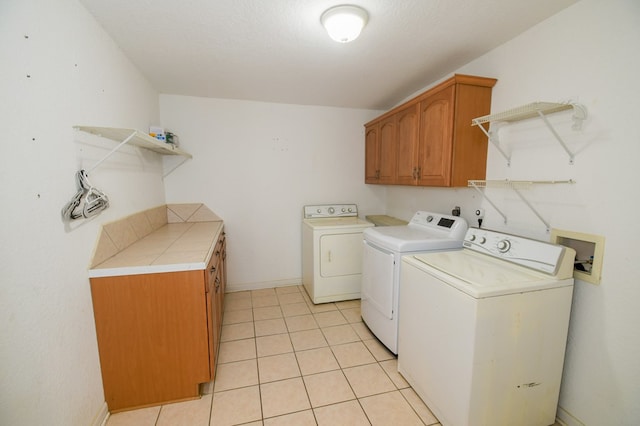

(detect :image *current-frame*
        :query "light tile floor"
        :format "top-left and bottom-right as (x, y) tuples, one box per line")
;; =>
(106, 285), (441, 426)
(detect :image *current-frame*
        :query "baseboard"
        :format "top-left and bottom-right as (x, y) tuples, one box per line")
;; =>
(556, 405), (585, 426)
(226, 278), (301, 293)
(91, 401), (109, 426)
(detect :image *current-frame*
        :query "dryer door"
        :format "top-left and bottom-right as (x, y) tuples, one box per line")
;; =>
(319, 232), (365, 278)
(361, 241), (395, 320)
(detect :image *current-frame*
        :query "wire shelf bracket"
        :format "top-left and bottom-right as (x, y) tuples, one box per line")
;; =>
(468, 179), (576, 232)
(472, 102), (587, 166)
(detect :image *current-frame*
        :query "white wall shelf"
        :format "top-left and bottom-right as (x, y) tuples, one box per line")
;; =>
(468, 179), (576, 232)
(472, 102), (587, 165)
(74, 126), (192, 177)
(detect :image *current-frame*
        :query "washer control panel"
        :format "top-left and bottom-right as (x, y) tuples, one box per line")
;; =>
(304, 204), (358, 219)
(464, 228), (568, 274)
(408, 211), (468, 240)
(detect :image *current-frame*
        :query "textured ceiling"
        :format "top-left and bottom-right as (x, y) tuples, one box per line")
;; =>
(79, 0), (578, 110)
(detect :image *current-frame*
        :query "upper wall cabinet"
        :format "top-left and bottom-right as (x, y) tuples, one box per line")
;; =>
(364, 74), (497, 187)
(365, 115), (397, 184)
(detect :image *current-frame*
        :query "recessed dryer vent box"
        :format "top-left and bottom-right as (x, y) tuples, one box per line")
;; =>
(551, 229), (605, 285)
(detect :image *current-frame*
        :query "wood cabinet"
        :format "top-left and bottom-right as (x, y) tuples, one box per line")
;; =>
(395, 103), (420, 185)
(365, 115), (397, 184)
(206, 231), (226, 379)
(364, 74), (496, 187)
(90, 229), (227, 412)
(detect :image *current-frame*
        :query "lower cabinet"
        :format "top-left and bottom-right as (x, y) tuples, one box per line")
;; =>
(206, 231), (226, 380)
(90, 231), (226, 412)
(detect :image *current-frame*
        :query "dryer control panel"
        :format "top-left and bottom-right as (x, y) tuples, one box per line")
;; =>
(304, 204), (358, 219)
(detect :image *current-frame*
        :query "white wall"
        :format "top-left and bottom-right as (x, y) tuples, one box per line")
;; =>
(3, 0), (636, 424)
(0, 1), (163, 424)
(161, 96), (385, 290)
(387, 0), (640, 424)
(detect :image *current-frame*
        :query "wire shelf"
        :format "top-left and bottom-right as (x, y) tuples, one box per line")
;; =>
(468, 179), (575, 190)
(470, 102), (587, 165)
(472, 102), (577, 125)
(75, 126), (192, 158)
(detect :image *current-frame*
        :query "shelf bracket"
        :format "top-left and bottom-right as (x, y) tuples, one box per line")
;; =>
(87, 130), (137, 174)
(469, 180), (508, 224)
(536, 111), (575, 165)
(469, 180), (576, 232)
(162, 156), (190, 178)
(511, 187), (551, 231)
(473, 122), (511, 166)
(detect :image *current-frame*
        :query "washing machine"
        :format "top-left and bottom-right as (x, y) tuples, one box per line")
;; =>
(361, 211), (468, 354)
(302, 204), (374, 304)
(398, 227), (576, 426)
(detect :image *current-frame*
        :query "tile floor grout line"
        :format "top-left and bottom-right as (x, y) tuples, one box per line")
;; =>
(154, 405), (162, 426)
(290, 334), (318, 425)
(246, 291), (261, 425)
(253, 314), (265, 425)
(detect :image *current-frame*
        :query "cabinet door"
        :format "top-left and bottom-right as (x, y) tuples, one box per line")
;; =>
(205, 255), (218, 380)
(364, 124), (379, 183)
(395, 104), (420, 185)
(91, 271), (210, 411)
(378, 116), (397, 184)
(417, 85), (455, 186)
(206, 231), (226, 381)
(218, 232), (227, 310)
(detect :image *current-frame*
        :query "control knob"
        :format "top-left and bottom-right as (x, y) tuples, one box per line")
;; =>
(497, 239), (511, 253)
(426, 215), (434, 222)
(328, 207), (335, 214)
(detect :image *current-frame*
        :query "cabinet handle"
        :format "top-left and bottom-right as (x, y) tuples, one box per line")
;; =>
(375, 169), (380, 179)
(416, 166), (421, 179)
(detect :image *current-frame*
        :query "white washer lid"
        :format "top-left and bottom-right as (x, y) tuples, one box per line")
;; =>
(406, 250), (573, 298)
(364, 225), (464, 252)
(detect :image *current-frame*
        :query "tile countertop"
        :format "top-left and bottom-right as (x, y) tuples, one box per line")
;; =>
(89, 221), (223, 278)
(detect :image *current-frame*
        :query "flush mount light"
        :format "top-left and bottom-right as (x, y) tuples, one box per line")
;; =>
(321, 5), (368, 43)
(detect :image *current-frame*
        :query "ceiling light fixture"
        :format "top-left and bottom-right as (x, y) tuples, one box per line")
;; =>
(321, 5), (368, 43)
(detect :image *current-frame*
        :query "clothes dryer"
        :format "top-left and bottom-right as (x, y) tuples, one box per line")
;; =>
(361, 211), (467, 354)
(302, 204), (373, 304)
